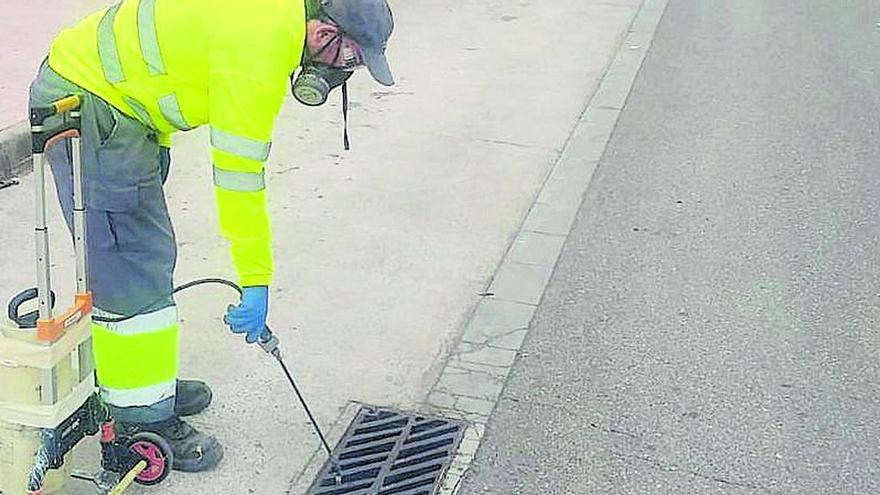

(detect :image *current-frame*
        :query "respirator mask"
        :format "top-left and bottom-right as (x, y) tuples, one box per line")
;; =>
(291, 64), (353, 107)
(291, 30), (362, 148)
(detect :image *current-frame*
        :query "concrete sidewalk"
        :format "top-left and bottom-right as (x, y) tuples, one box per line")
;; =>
(0, 0), (644, 493)
(0, 0), (110, 128)
(0, 0), (112, 181)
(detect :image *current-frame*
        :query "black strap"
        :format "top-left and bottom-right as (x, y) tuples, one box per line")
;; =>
(342, 81), (350, 151)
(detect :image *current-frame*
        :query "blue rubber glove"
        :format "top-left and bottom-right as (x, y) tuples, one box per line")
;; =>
(224, 286), (269, 344)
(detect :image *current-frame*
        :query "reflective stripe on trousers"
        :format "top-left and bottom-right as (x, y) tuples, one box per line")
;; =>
(92, 307), (179, 405)
(102, 380), (176, 409)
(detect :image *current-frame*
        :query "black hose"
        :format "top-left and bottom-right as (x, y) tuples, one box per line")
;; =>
(92, 278), (243, 323)
(172, 277), (243, 296)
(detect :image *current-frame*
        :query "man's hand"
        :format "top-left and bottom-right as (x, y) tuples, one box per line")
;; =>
(225, 286), (269, 343)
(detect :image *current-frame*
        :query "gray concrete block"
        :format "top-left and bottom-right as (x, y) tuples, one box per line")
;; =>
(455, 342), (519, 368)
(438, 470), (466, 495)
(610, 45), (649, 80)
(522, 201), (580, 236)
(446, 356), (512, 378)
(487, 328), (528, 352)
(460, 298), (537, 350)
(427, 390), (458, 410)
(579, 105), (621, 131)
(488, 261), (554, 305)
(438, 423), (486, 494)
(455, 441), (479, 461)
(455, 396), (495, 418)
(632, 0), (669, 31)
(0, 122), (32, 181)
(551, 152), (601, 184)
(506, 231), (567, 268)
(435, 367), (505, 402)
(458, 423), (485, 455)
(589, 20), (655, 112)
(591, 69), (636, 111)
(430, 406), (490, 425)
(563, 130), (611, 165)
(536, 177), (589, 214)
(625, 29), (656, 51)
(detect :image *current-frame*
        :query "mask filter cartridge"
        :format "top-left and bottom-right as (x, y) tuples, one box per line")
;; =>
(292, 66), (353, 107)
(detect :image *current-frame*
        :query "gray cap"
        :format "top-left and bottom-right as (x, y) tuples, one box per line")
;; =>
(321, 0), (395, 86)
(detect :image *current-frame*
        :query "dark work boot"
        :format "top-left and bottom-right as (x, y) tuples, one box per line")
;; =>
(175, 380), (213, 417)
(120, 416), (224, 472)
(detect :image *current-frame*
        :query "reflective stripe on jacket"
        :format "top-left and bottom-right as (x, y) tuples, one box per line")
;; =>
(48, 0), (306, 286)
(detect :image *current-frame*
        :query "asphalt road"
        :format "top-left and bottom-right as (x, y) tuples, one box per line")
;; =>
(462, 1), (880, 493)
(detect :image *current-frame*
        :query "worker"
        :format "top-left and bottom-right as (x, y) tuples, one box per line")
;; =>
(28, 0), (394, 472)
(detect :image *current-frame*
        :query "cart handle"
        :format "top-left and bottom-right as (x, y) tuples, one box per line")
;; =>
(30, 95), (82, 127)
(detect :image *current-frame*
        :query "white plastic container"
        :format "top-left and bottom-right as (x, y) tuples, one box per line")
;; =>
(0, 302), (94, 495)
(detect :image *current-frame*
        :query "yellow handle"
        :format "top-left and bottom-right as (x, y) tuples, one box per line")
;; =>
(108, 460), (147, 495)
(52, 95), (81, 114)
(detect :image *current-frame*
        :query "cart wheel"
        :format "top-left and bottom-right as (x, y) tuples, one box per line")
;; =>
(128, 432), (173, 486)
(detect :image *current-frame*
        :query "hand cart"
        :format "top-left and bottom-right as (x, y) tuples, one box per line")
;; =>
(0, 95), (173, 495)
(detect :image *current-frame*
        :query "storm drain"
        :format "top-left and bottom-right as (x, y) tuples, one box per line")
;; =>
(305, 406), (466, 495)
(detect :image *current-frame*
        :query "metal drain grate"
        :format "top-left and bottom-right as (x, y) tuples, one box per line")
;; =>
(305, 406), (466, 495)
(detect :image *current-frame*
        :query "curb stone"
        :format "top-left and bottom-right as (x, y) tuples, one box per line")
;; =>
(0, 121), (32, 183)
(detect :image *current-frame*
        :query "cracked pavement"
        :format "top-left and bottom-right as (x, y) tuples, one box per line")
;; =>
(462, 0), (880, 493)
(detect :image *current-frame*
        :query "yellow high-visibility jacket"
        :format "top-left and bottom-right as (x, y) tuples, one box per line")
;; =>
(49, 0), (306, 287)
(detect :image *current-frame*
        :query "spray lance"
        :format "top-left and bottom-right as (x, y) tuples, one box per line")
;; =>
(90, 277), (345, 487)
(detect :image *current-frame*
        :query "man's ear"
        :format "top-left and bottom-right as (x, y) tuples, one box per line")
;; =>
(312, 22), (338, 43)
(306, 19), (340, 58)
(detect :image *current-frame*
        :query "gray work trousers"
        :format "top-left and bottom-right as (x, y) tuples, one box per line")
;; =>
(29, 60), (178, 423)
